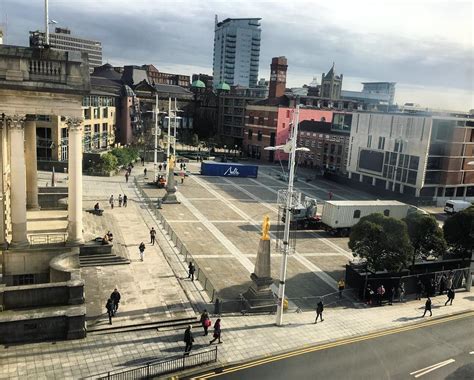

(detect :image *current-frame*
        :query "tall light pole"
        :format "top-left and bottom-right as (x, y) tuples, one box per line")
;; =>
(166, 97), (172, 179)
(153, 93), (159, 182)
(44, 0), (49, 45)
(173, 98), (177, 156)
(265, 104), (308, 326)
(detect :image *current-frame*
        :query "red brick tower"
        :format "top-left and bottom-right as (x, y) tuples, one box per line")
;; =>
(268, 56), (288, 99)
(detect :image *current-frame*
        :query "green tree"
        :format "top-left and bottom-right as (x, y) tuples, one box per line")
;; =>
(404, 212), (447, 266)
(443, 206), (474, 260)
(98, 153), (118, 172)
(349, 213), (413, 272)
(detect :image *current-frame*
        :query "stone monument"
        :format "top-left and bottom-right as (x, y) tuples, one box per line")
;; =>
(242, 216), (276, 312)
(162, 155), (180, 204)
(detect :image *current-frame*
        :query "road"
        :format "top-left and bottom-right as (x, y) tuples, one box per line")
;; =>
(191, 313), (474, 380)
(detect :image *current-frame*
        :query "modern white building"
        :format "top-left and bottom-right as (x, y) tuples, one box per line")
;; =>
(212, 16), (261, 88)
(342, 82), (396, 107)
(347, 111), (474, 204)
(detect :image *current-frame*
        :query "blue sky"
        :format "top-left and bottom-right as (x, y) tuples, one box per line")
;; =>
(1, 0), (472, 110)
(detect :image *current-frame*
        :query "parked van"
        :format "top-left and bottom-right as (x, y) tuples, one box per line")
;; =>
(444, 200), (472, 214)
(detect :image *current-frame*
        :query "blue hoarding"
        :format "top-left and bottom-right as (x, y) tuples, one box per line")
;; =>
(200, 161), (258, 178)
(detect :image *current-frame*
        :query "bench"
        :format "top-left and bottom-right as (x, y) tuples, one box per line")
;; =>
(86, 209), (104, 216)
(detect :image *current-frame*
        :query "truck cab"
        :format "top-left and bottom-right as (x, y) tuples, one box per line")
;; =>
(444, 200), (472, 214)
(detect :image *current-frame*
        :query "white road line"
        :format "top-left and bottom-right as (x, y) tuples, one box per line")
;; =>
(214, 177), (338, 290)
(410, 359), (455, 378)
(246, 177), (352, 258)
(470, 351), (474, 354)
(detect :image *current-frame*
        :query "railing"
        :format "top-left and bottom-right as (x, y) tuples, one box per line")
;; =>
(28, 232), (67, 245)
(28, 60), (63, 82)
(96, 347), (218, 380)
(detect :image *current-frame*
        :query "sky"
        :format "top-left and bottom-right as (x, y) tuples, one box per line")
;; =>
(1, 0), (473, 111)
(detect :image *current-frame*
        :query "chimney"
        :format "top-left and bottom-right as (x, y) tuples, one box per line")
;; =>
(269, 56), (288, 98)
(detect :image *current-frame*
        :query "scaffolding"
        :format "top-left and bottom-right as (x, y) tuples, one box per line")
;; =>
(275, 188), (301, 255)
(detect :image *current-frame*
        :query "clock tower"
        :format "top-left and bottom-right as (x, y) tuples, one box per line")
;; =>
(269, 56), (288, 99)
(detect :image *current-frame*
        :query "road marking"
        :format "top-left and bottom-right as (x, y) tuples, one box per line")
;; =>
(197, 312), (474, 379)
(470, 351), (474, 354)
(410, 359), (455, 378)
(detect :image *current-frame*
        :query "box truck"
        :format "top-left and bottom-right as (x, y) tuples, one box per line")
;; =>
(444, 200), (472, 214)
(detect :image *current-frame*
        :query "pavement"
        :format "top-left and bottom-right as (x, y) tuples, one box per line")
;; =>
(0, 163), (472, 379)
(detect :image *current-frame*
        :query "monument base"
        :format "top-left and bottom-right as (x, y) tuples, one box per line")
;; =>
(242, 274), (276, 313)
(162, 192), (180, 204)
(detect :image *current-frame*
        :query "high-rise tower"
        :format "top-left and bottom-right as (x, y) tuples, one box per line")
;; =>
(212, 16), (261, 88)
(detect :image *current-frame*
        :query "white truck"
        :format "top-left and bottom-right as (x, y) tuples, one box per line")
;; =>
(288, 198), (411, 236)
(444, 200), (472, 214)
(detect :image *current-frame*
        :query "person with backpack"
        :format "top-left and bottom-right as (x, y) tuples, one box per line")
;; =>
(200, 309), (211, 336)
(106, 298), (114, 325)
(445, 288), (455, 306)
(139, 242), (146, 261)
(314, 300), (324, 323)
(183, 325), (194, 355)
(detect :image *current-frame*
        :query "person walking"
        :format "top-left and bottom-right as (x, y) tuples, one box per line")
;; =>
(188, 262), (195, 281)
(139, 242), (146, 261)
(118, 194), (123, 207)
(125, 172), (129, 183)
(314, 300), (324, 323)
(366, 284), (373, 305)
(328, 191), (333, 200)
(415, 279), (423, 300)
(200, 309), (211, 336)
(144, 168), (148, 177)
(106, 298), (114, 325)
(337, 278), (345, 299)
(150, 227), (156, 245)
(209, 319), (222, 344)
(422, 297), (432, 317)
(123, 194), (128, 207)
(445, 288), (455, 306)
(110, 288), (121, 315)
(109, 195), (114, 209)
(398, 282), (405, 303)
(377, 284), (385, 306)
(163, 161), (167, 171)
(159, 163), (162, 172)
(183, 325), (194, 355)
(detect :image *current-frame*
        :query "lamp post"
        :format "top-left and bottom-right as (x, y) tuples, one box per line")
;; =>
(224, 145), (227, 162)
(153, 93), (159, 182)
(264, 104), (309, 326)
(234, 144), (238, 159)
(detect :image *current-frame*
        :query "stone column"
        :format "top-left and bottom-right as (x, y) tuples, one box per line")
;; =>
(25, 116), (40, 210)
(66, 117), (84, 245)
(9, 115), (29, 248)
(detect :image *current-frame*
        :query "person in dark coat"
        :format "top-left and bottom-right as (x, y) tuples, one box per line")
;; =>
(314, 300), (324, 323)
(422, 297), (432, 317)
(110, 288), (121, 315)
(183, 325), (194, 355)
(200, 309), (210, 336)
(150, 227), (156, 245)
(366, 284), (373, 305)
(106, 298), (114, 325)
(445, 288), (455, 306)
(188, 262), (195, 281)
(209, 319), (222, 344)
(123, 194), (128, 207)
(139, 242), (146, 261)
(387, 286), (395, 305)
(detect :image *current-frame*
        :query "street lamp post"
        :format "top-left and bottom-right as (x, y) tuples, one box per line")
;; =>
(166, 97), (172, 179)
(153, 93), (159, 182)
(264, 104), (307, 326)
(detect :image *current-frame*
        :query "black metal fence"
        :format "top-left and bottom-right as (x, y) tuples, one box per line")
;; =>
(97, 346), (218, 379)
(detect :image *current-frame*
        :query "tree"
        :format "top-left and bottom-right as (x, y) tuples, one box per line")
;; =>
(443, 206), (474, 260)
(404, 212), (447, 266)
(98, 153), (118, 172)
(349, 213), (413, 272)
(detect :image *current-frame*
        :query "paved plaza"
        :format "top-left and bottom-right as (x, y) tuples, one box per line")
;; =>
(0, 163), (472, 379)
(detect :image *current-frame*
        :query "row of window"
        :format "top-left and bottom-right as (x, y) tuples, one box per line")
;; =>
(84, 107), (112, 120)
(82, 96), (115, 107)
(247, 129), (263, 141)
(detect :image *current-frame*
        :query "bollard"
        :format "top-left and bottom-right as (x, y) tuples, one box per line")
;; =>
(214, 298), (222, 315)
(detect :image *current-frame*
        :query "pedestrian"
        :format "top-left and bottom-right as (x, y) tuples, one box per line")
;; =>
(158, 163), (163, 172)
(415, 279), (423, 300)
(180, 163), (183, 170)
(200, 309), (211, 336)
(150, 227), (156, 245)
(398, 282), (405, 303)
(337, 278), (345, 299)
(314, 300), (324, 323)
(106, 298), (114, 325)
(328, 191), (333, 200)
(445, 288), (455, 306)
(141, 156), (145, 166)
(144, 168), (147, 177)
(446, 272), (453, 290)
(123, 194), (128, 207)
(139, 242), (145, 261)
(422, 297), (432, 317)
(180, 172), (185, 184)
(109, 195), (114, 209)
(439, 274), (446, 295)
(163, 162), (167, 171)
(125, 172), (129, 183)
(388, 285), (395, 305)
(209, 318), (222, 344)
(118, 194), (123, 207)
(188, 262), (195, 281)
(183, 325), (194, 355)
(376, 284), (385, 306)
(110, 288), (121, 315)
(366, 284), (373, 305)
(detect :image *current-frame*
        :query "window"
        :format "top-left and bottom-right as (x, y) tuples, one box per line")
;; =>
(248, 129), (253, 140)
(257, 131), (263, 141)
(353, 210), (361, 218)
(93, 108), (100, 119)
(378, 136), (385, 150)
(383, 209), (390, 216)
(367, 135), (372, 148)
(103, 107), (108, 118)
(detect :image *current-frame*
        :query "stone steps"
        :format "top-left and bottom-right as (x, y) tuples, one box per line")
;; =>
(79, 253), (130, 267)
